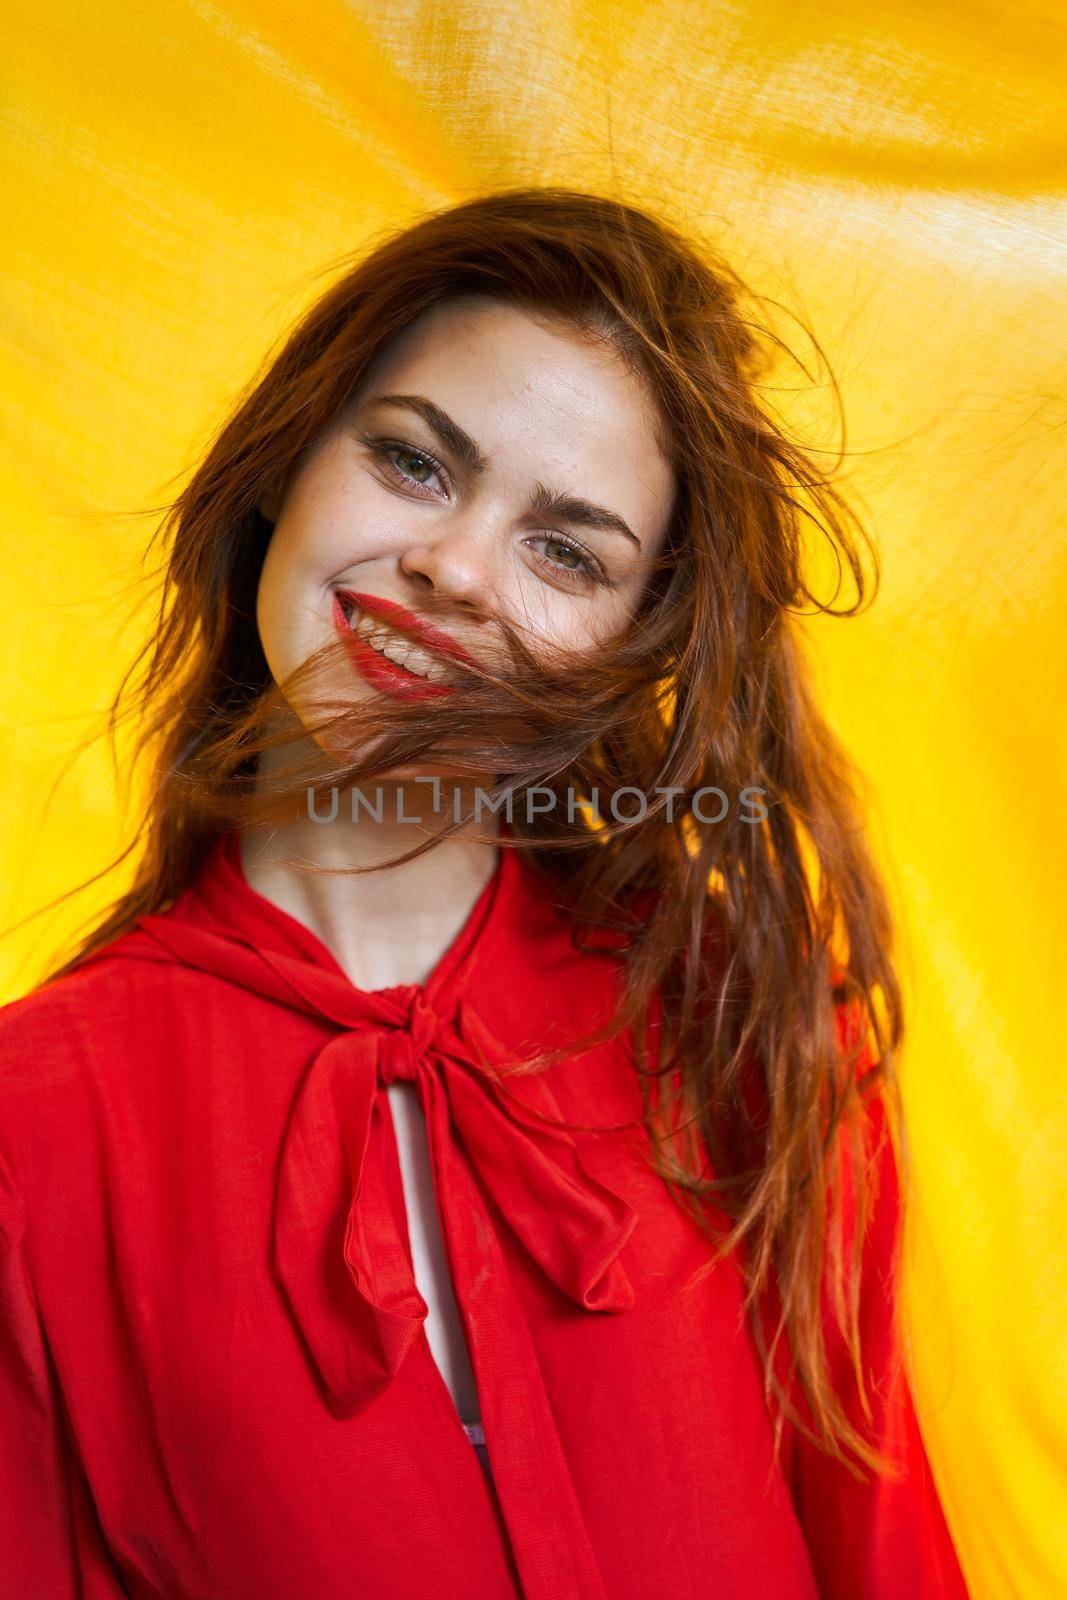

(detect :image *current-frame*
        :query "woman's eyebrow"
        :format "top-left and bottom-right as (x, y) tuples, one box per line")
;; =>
(366, 391), (490, 473)
(364, 391), (643, 551)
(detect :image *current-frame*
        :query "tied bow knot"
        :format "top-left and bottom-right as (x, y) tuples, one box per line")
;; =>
(272, 988), (638, 1420)
(376, 990), (448, 1085)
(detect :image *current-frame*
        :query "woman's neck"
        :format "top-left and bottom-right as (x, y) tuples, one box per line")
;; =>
(238, 736), (502, 991)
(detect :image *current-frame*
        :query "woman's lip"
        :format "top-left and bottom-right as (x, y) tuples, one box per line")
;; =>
(334, 589), (478, 669)
(330, 591), (454, 700)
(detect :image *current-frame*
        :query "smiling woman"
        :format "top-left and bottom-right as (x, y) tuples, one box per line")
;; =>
(0, 188), (971, 1598)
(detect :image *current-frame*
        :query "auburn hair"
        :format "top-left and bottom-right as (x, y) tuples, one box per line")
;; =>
(23, 186), (908, 1483)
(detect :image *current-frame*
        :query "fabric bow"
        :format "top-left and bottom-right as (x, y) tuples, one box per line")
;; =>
(272, 984), (637, 1418)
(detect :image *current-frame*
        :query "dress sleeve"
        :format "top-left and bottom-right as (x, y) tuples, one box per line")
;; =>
(0, 1153), (128, 1597)
(786, 1072), (971, 1598)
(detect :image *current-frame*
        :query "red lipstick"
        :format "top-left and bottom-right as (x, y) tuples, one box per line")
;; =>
(331, 589), (473, 700)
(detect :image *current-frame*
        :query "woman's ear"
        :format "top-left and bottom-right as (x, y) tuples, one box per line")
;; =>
(257, 477), (283, 525)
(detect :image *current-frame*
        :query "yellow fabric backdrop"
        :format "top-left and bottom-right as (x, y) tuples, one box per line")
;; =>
(3, 3), (1064, 1594)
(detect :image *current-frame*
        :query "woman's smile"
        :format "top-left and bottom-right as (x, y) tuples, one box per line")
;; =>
(331, 587), (470, 699)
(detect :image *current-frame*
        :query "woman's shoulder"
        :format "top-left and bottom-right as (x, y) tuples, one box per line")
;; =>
(0, 933), (187, 1141)
(1, 929), (176, 1043)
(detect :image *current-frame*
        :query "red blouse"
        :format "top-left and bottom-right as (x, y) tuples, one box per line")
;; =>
(0, 829), (970, 1599)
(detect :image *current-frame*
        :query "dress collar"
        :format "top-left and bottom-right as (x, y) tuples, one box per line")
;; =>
(175, 822), (520, 1006)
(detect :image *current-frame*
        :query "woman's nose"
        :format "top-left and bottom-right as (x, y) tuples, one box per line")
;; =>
(398, 525), (496, 614)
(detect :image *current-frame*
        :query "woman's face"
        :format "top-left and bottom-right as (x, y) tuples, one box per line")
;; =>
(255, 296), (675, 760)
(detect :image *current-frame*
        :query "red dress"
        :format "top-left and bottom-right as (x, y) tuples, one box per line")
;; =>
(0, 829), (970, 1598)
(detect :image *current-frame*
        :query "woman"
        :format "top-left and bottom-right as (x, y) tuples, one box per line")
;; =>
(0, 188), (970, 1597)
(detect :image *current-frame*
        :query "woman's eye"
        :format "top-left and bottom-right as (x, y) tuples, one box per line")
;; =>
(541, 535), (586, 573)
(376, 443), (443, 492)
(526, 534), (606, 588)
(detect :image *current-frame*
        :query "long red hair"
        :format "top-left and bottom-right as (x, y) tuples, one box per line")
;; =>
(20, 186), (907, 1481)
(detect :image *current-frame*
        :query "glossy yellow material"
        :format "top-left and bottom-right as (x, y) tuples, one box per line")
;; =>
(2, 4), (1064, 1594)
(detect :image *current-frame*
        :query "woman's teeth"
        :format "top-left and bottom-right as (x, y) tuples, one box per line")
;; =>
(342, 601), (449, 684)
